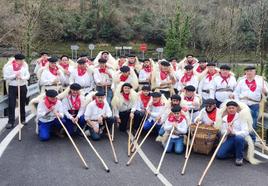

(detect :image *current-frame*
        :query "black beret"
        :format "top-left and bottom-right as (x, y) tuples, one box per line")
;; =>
(141, 58), (150, 62)
(198, 58), (207, 63)
(128, 54), (136, 58)
(40, 52), (49, 56)
(205, 99), (216, 105)
(184, 85), (196, 92)
(226, 101), (238, 107)
(244, 66), (256, 71)
(70, 83), (81, 90)
(170, 57), (178, 61)
(119, 55), (127, 58)
(171, 106), (182, 113)
(184, 64), (194, 70)
(14, 53), (25, 60)
(122, 83), (132, 88)
(120, 66), (130, 72)
(77, 59), (86, 64)
(141, 85), (151, 91)
(46, 89), (58, 97)
(98, 58), (107, 63)
(79, 53), (88, 58)
(48, 56), (58, 63)
(101, 51), (109, 55)
(151, 92), (162, 98)
(171, 94), (181, 101)
(220, 64), (231, 70)
(161, 60), (170, 67)
(207, 62), (216, 67)
(186, 54), (194, 57)
(95, 91), (105, 97)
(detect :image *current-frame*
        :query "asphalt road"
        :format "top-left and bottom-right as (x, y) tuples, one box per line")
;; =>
(0, 119), (267, 186)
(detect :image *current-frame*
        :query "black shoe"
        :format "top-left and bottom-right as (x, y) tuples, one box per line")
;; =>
(21, 121), (27, 125)
(6, 123), (14, 129)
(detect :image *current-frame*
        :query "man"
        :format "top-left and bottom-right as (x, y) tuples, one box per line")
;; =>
(3, 54), (30, 129)
(84, 91), (114, 140)
(216, 101), (249, 166)
(178, 54), (198, 70)
(112, 66), (139, 90)
(58, 55), (74, 88)
(69, 59), (94, 96)
(79, 53), (93, 66)
(176, 65), (199, 93)
(234, 66), (268, 141)
(61, 83), (86, 135)
(115, 55), (127, 70)
(210, 64), (237, 107)
(37, 89), (65, 141)
(126, 54), (142, 74)
(38, 56), (65, 92)
(194, 58), (207, 74)
(138, 58), (153, 87)
(170, 57), (182, 94)
(34, 52), (49, 74)
(93, 58), (114, 105)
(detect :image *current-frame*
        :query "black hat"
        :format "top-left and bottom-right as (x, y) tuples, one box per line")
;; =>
(161, 60), (170, 67)
(46, 89), (58, 97)
(184, 85), (196, 92)
(186, 54), (194, 57)
(198, 58), (207, 63)
(171, 94), (181, 101)
(128, 54), (136, 58)
(70, 83), (81, 90)
(40, 52), (49, 56)
(122, 83), (132, 88)
(207, 62), (216, 67)
(77, 59), (86, 64)
(119, 55), (126, 58)
(220, 64), (231, 70)
(151, 92), (162, 98)
(141, 85), (151, 91)
(14, 53), (25, 60)
(205, 99), (216, 106)
(171, 106), (182, 113)
(244, 66), (256, 71)
(79, 53), (88, 58)
(48, 56), (58, 63)
(226, 101), (238, 107)
(120, 66), (130, 73)
(140, 58), (150, 62)
(98, 58), (107, 63)
(95, 91), (105, 97)
(170, 57), (178, 61)
(184, 64), (194, 70)
(101, 51), (109, 55)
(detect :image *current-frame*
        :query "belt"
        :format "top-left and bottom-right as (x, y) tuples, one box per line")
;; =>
(240, 97), (260, 103)
(216, 88), (233, 92)
(97, 85), (111, 89)
(139, 82), (150, 85)
(81, 86), (91, 89)
(202, 89), (210, 94)
(189, 109), (199, 113)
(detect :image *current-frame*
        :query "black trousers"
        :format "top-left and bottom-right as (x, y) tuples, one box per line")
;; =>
(133, 110), (145, 130)
(8, 85), (27, 124)
(119, 110), (131, 132)
(160, 90), (170, 99)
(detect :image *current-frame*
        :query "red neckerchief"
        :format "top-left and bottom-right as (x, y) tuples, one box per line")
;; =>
(69, 95), (81, 110)
(99, 67), (106, 73)
(60, 63), (69, 70)
(184, 96), (194, 102)
(122, 93), (130, 101)
(206, 70), (217, 81)
(207, 108), (217, 122)
(168, 114), (185, 123)
(40, 59), (48, 67)
(49, 65), (58, 76)
(160, 70), (169, 80)
(245, 79), (257, 92)
(77, 66), (87, 76)
(196, 65), (205, 73)
(181, 72), (193, 84)
(227, 113), (235, 123)
(44, 96), (57, 110)
(120, 74), (128, 82)
(220, 72), (230, 84)
(172, 64), (176, 71)
(95, 99), (104, 109)
(140, 93), (150, 108)
(128, 63), (135, 67)
(12, 60), (22, 71)
(153, 100), (163, 107)
(143, 65), (152, 73)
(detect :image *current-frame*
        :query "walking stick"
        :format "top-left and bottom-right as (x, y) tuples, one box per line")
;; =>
(155, 127), (175, 175)
(130, 113), (148, 152)
(181, 122), (200, 175)
(74, 121), (110, 172)
(185, 109), (194, 158)
(126, 118), (159, 166)
(104, 121), (118, 163)
(252, 127), (268, 151)
(18, 82), (22, 141)
(261, 78), (265, 153)
(197, 131), (228, 186)
(128, 117), (134, 157)
(56, 116), (88, 169)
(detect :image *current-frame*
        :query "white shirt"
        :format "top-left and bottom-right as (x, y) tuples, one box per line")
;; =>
(60, 65), (74, 86)
(93, 67), (114, 86)
(155, 71), (174, 90)
(176, 74), (199, 92)
(138, 69), (151, 82)
(131, 94), (150, 112)
(198, 74), (216, 100)
(163, 117), (188, 138)
(62, 95), (85, 119)
(195, 108), (219, 125)
(84, 100), (112, 121)
(114, 98), (134, 117)
(39, 67), (65, 86)
(3, 62), (30, 86)
(69, 68), (94, 91)
(148, 103), (166, 122)
(37, 100), (64, 122)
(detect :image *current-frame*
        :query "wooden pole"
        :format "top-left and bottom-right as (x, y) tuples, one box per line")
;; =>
(128, 117), (134, 156)
(56, 116), (88, 169)
(252, 127), (268, 151)
(261, 77), (265, 153)
(104, 121), (118, 163)
(75, 121), (110, 172)
(185, 109), (194, 158)
(18, 83), (22, 141)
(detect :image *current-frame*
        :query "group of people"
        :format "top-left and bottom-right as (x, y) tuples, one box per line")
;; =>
(3, 51), (268, 166)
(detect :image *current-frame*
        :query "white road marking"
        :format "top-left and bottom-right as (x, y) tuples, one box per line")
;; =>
(254, 150), (268, 160)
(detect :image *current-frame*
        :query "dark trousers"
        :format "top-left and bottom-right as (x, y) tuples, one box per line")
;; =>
(119, 110), (131, 132)
(160, 90), (170, 99)
(133, 110), (145, 130)
(8, 85), (27, 124)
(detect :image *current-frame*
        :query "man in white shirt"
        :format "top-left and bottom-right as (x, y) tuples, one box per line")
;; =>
(34, 52), (49, 74)
(3, 54), (30, 129)
(176, 65), (199, 93)
(138, 59), (152, 87)
(195, 99), (219, 126)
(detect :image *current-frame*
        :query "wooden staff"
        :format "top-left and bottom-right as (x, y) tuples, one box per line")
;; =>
(128, 117), (134, 156)
(197, 131), (228, 186)
(130, 113), (148, 152)
(181, 122), (200, 175)
(155, 127), (175, 175)
(252, 127), (268, 151)
(104, 121), (118, 163)
(18, 82), (22, 141)
(261, 77), (265, 153)
(185, 109), (194, 158)
(126, 118), (159, 166)
(74, 121), (110, 172)
(56, 115), (88, 169)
